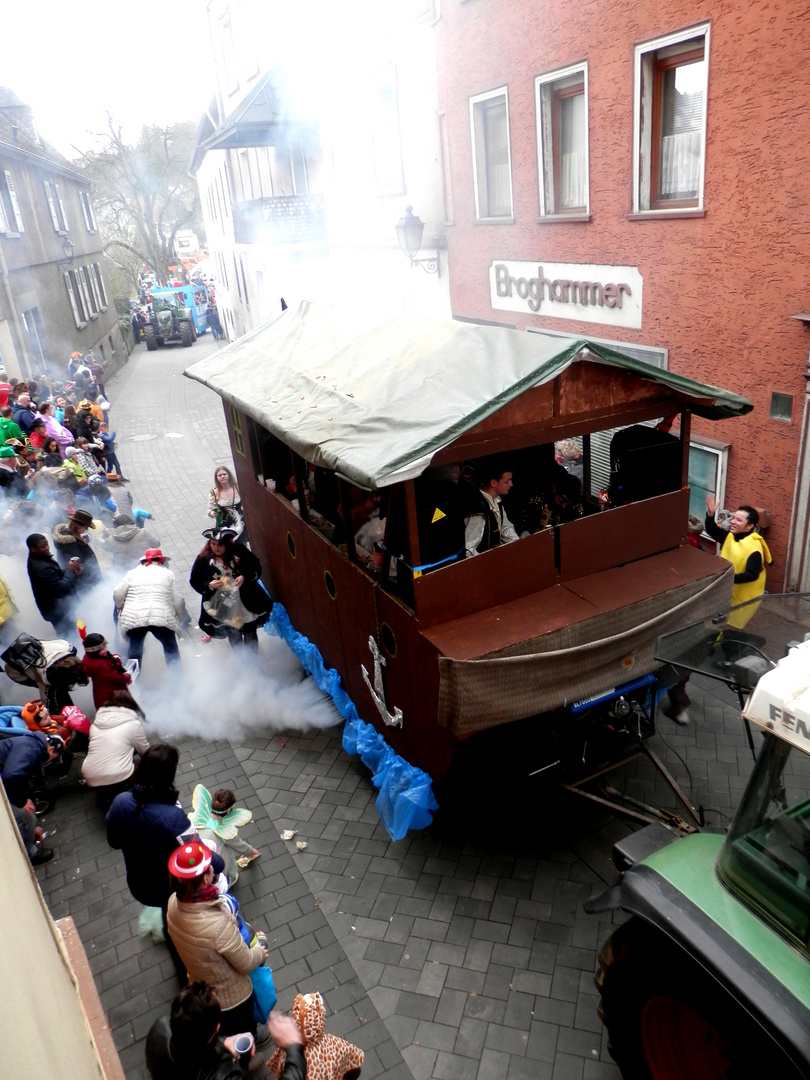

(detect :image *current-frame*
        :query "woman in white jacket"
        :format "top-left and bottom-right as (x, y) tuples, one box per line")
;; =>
(113, 548), (190, 669)
(82, 688), (149, 809)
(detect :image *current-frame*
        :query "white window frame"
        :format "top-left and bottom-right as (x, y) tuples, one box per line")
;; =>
(469, 86), (513, 221)
(64, 271), (87, 329)
(535, 62), (589, 218)
(79, 190), (97, 232)
(43, 179), (69, 232)
(632, 23), (710, 214)
(2, 171), (24, 233)
(688, 435), (728, 538)
(76, 266), (96, 319)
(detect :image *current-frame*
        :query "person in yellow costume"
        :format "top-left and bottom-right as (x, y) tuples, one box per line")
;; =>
(663, 496), (771, 726)
(704, 496), (771, 627)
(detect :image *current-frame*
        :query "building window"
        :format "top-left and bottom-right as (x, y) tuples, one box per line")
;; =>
(536, 64), (588, 217)
(21, 308), (45, 366)
(688, 438), (728, 524)
(64, 271), (87, 328)
(79, 191), (97, 232)
(770, 392), (793, 422)
(92, 263), (108, 308)
(470, 87), (513, 220)
(0, 170), (24, 234)
(43, 179), (69, 232)
(634, 25), (709, 213)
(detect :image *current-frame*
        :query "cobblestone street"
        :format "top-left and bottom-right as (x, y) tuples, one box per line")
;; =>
(16, 336), (756, 1080)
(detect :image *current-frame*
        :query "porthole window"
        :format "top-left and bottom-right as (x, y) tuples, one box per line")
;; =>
(381, 622), (397, 658)
(286, 532), (296, 559)
(324, 570), (336, 599)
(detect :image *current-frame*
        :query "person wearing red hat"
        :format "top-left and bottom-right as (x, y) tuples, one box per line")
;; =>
(166, 840), (269, 1044)
(113, 549), (190, 669)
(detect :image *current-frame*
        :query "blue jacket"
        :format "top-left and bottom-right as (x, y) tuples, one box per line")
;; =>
(106, 787), (191, 907)
(0, 730), (48, 806)
(12, 402), (37, 435)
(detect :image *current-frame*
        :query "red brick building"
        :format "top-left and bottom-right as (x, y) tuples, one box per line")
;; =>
(434, 0), (810, 589)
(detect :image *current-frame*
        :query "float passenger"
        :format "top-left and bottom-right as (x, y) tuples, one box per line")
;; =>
(464, 462), (519, 558)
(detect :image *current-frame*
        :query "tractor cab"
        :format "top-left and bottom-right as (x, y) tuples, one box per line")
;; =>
(588, 592), (810, 1080)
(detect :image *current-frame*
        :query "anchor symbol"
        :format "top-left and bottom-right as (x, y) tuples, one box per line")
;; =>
(361, 635), (403, 728)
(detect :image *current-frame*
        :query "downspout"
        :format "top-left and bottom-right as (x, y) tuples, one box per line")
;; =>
(0, 241), (32, 378)
(784, 314), (810, 590)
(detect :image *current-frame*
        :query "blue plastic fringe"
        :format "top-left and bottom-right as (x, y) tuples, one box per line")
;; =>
(265, 603), (438, 840)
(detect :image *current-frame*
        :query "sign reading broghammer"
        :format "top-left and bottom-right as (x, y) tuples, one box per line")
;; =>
(490, 260), (643, 330)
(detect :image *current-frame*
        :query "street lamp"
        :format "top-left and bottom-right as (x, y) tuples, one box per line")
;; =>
(395, 206), (440, 276)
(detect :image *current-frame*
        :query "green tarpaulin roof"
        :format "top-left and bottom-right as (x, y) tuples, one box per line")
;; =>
(184, 301), (753, 490)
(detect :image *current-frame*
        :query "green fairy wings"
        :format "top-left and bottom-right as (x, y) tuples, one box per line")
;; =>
(191, 784), (252, 840)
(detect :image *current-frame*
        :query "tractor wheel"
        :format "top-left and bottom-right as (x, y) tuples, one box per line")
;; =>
(180, 321), (194, 347)
(595, 917), (803, 1080)
(142, 325), (158, 351)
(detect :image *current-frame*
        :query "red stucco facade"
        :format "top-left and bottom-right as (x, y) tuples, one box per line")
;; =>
(435, 0), (810, 587)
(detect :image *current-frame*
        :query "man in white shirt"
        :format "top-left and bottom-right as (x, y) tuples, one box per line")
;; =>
(464, 466), (519, 557)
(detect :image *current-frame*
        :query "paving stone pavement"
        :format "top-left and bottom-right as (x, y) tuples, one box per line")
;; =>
(22, 334), (762, 1080)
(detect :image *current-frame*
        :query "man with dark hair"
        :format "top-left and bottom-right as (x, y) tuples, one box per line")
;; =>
(26, 532), (81, 638)
(464, 461), (519, 557)
(0, 405), (24, 443)
(145, 983), (307, 1080)
(704, 498), (771, 616)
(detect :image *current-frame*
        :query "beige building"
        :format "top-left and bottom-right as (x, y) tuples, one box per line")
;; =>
(191, 0), (449, 341)
(0, 89), (124, 379)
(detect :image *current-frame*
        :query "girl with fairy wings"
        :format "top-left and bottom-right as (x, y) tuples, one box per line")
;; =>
(190, 784), (261, 884)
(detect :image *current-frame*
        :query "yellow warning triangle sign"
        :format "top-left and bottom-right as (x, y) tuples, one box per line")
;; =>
(431, 507), (446, 523)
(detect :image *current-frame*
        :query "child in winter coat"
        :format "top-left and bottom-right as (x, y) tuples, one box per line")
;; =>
(79, 632), (131, 708)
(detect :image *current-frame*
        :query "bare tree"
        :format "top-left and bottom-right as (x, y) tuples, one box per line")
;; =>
(76, 118), (201, 287)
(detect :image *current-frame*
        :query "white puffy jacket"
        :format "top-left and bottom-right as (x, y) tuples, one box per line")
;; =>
(81, 705), (149, 787)
(113, 563), (189, 635)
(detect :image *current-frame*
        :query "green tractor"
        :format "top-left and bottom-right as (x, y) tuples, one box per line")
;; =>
(587, 592), (810, 1080)
(142, 294), (195, 350)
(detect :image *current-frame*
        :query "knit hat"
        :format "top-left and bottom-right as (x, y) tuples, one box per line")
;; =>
(168, 841), (225, 880)
(83, 633), (106, 654)
(64, 446), (78, 458)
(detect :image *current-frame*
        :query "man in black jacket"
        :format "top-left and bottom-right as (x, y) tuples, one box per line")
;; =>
(26, 532), (81, 638)
(146, 983), (307, 1080)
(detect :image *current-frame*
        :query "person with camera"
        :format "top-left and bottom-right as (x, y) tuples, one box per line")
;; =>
(145, 982), (307, 1080)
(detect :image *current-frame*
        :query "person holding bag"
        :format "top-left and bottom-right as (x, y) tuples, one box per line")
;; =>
(189, 527), (270, 651)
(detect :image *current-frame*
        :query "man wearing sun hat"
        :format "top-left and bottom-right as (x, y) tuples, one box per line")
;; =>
(113, 548), (190, 668)
(167, 840), (269, 1044)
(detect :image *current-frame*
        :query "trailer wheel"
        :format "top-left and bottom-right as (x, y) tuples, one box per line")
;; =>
(143, 325), (158, 351)
(596, 918), (803, 1080)
(180, 321), (194, 347)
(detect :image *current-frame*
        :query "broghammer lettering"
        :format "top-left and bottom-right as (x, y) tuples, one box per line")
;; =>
(494, 263), (632, 314)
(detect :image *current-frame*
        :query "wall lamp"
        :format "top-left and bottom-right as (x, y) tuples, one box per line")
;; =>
(57, 235), (75, 267)
(395, 206), (440, 276)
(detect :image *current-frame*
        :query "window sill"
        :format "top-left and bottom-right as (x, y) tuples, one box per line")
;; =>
(74, 321), (87, 330)
(89, 314), (99, 321)
(0, 231), (22, 239)
(627, 209), (706, 221)
(535, 213), (591, 225)
(475, 217), (515, 225)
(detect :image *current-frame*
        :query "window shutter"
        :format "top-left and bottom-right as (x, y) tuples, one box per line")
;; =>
(93, 263), (108, 307)
(87, 265), (102, 312)
(80, 191), (93, 231)
(588, 429), (617, 497)
(76, 266), (94, 316)
(64, 271), (84, 327)
(0, 187), (9, 233)
(43, 180), (60, 230)
(4, 171), (24, 232)
(54, 183), (69, 231)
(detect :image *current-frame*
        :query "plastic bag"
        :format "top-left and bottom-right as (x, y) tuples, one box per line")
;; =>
(203, 584), (251, 629)
(138, 906), (165, 943)
(251, 963), (277, 1023)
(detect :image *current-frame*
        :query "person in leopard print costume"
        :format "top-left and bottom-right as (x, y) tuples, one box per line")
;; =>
(267, 992), (364, 1080)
